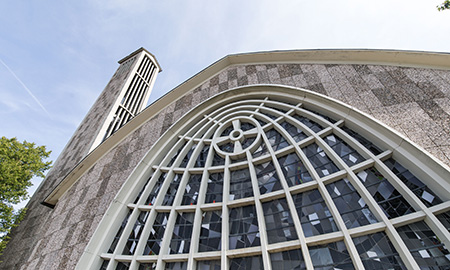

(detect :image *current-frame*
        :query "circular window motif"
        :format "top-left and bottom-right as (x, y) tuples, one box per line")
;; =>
(213, 117), (261, 159)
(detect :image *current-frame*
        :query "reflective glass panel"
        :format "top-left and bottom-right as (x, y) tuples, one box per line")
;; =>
(324, 134), (365, 166)
(199, 211), (222, 252)
(357, 168), (415, 218)
(165, 261), (188, 270)
(397, 221), (450, 268)
(341, 126), (383, 155)
(229, 255), (263, 269)
(197, 260), (221, 270)
(123, 211), (150, 255)
(204, 172), (224, 203)
(309, 241), (353, 269)
(143, 212), (169, 255)
(270, 249), (306, 270)
(229, 205), (260, 249)
(108, 209), (132, 253)
(384, 158), (442, 207)
(292, 189), (338, 237)
(326, 178), (378, 229)
(280, 121), (308, 142)
(162, 174), (183, 206)
(302, 143), (339, 177)
(354, 232), (406, 269)
(229, 168), (253, 200)
(278, 152), (312, 186)
(138, 263), (156, 270)
(262, 198), (298, 243)
(181, 174), (202, 205)
(169, 212), (195, 254)
(255, 161), (282, 194)
(145, 173), (167, 205)
(266, 128), (290, 151)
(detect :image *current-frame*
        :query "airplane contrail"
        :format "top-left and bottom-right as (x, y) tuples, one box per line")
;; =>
(0, 58), (51, 116)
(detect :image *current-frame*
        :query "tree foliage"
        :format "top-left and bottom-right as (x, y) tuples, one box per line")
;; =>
(0, 137), (52, 255)
(438, 0), (450, 11)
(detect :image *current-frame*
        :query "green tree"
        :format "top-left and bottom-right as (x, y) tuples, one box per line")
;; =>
(438, 0), (450, 11)
(0, 137), (52, 255)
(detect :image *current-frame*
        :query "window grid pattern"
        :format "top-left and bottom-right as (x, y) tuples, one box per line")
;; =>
(98, 96), (450, 270)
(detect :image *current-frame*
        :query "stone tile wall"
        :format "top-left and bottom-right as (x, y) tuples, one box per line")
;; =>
(1, 63), (449, 270)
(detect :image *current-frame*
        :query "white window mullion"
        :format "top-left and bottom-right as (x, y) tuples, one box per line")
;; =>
(246, 150), (272, 270)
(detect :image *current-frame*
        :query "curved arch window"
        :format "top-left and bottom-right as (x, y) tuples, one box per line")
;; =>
(81, 88), (450, 270)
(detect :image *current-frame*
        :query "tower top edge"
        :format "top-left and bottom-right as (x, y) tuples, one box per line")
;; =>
(118, 47), (162, 71)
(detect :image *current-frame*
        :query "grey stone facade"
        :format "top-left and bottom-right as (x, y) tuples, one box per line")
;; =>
(1, 60), (449, 270)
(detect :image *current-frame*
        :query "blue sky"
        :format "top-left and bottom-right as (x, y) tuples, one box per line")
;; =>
(1, 1), (449, 207)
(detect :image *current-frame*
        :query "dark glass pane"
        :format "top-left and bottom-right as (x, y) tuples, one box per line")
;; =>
(302, 143), (340, 177)
(116, 262), (130, 270)
(261, 111), (278, 120)
(326, 178), (378, 229)
(181, 174), (202, 205)
(384, 158), (442, 207)
(229, 255), (263, 269)
(229, 168), (253, 200)
(123, 211), (150, 255)
(255, 161), (282, 194)
(138, 263), (156, 270)
(145, 173), (167, 205)
(292, 114), (323, 133)
(230, 155), (248, 164)
(266, 128), (290, 151)
(134, 174), (152, 204)
(266, 105), (288, 114)
(241, 122), (255, 131)
(199, 211), (222, 252)
(180, 144), (197, 167)
(280, 121), (308, 142)
(109, 209), (132, 253)
(143, 212), (169, 255)
(221, 125), (234, 136)
(309, 241), (353, 269)
(278, 152), (312, 186)
(292, 189), (338, 237)
(356, 168), (415, 219)
(205, 172), (224, 203)
(324, 134), (365, 166)
(252, 142), (269, 158)
(354, 232), (406, 269)
(219, 142), (234, 153)
(241, 137), (256, 149)
(169, 212), (195, 254)
(229, 205), (260, 249)
(168, 141), (187, 167)
(197, 260), (220, 270)
(262, 198), (298, 243)
(436, 211), (450, 232)
(195, 145), (210, 167)
(397, 221), (450, 268)
(162, 173), (183, 206)
(341, 126), (383, 155)
(270, 249), (306, 270)
(211, 151), (225, 166)
(304, 108), (337, 124)
(165, 261), (188, 270)
(256, 118), (267, 127)
(99, 260), (109, 270)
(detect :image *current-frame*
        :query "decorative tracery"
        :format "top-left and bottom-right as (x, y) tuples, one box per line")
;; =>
(94, 90), (450, 270)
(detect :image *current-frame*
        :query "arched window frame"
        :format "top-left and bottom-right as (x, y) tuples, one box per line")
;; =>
(77, 85), (450, 270)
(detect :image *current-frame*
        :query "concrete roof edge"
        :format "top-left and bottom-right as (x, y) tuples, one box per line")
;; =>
(43, 48), (450, 206)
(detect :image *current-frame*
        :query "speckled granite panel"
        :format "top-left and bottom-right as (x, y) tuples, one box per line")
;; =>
(1, 63), (450, 270)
